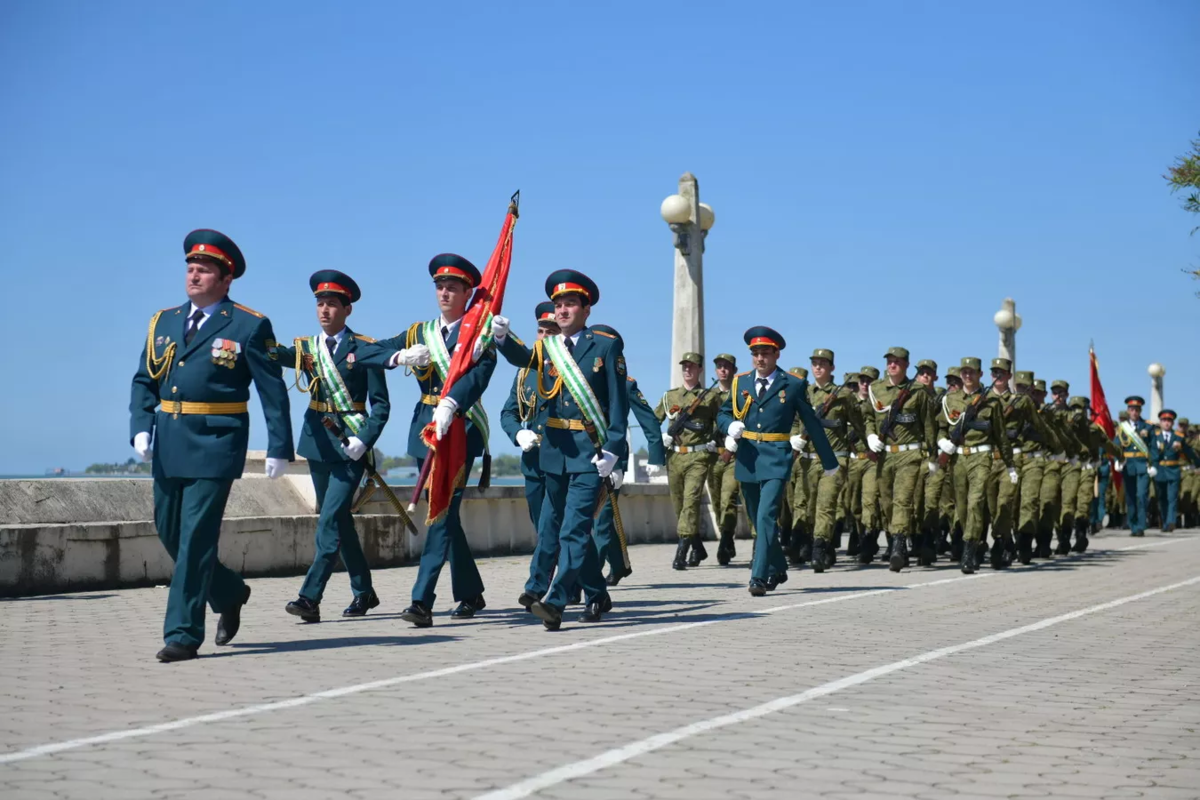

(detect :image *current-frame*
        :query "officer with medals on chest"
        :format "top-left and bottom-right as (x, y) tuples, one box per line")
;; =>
(1149, 410), (1195, 532)
(718, 327), (838, 596)
(1113, 396), (1155, 537)
(354, 254), (497, 626)
(273, 271), (390, 622)
(510, 270), (628, 630)
(130, 230), (294, 662)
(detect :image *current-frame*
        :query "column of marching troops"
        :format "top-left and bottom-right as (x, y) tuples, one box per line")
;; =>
(131, 229), (1200, 662)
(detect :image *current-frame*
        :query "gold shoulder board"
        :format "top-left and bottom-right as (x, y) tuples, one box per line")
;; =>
(234, 303), (264, 318)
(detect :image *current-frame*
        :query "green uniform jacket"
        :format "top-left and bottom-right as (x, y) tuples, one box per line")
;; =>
(500, 365), (544, 479)
(656, 384), (722, 448)
(800, 381), (866, 454)
(130, 298), (294, 480)
(865, 378), (936, 454)
(994, 389), (1057, 454)
(937, 386), (1014, 467)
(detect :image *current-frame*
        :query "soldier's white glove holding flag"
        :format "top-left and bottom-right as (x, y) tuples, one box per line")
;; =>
(1148, 466), (1158, 478)
(390, 344), (431, 368)
(133, 432), (152, 462)
(867, 433), (884, 453)
(433, 397), (458, 440)
(516, 429), (539, 452)
(611, 469), (625, 491)
(491, 315), (510, 343)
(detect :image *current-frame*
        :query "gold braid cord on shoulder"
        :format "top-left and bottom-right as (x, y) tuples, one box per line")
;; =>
(730, 374), (751, 421)
(516, 367), (536, 423)
(145, 310), (176, 383)
(532, 339), (564, 400)
(405, 322), (433, 381)
(292, 337), (321, 396)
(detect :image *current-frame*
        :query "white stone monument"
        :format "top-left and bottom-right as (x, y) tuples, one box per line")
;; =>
(993, 297), (1021, 369)
(1148, 363), (1165, 419)
(660, 173), (714, 388)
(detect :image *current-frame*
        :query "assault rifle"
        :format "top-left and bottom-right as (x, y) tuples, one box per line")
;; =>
(873, 383), (912, 463)
(666, 378), (720, 445)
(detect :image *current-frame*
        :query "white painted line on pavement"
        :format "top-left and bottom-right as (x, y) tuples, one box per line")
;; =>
(1116, 538), (1190, 551)
(475, 573), (1200, 800)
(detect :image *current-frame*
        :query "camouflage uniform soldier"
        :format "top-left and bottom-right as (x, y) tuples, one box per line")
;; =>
(1069, 396), (1121, 550)
(914, 359), (946, 565)
(854, 365), (883, 563)
(938, 367), (963, 556)
(797, 349), (866, 572)
(784, 366), (811, 564)
(839, 371), (863, 554)
(707, 354), (742, 564)
(1047, 382), (1088, 554)
(1180, 418), (1198, 528)
(936, 357), (1016, 573)
(1037, 379), (1080, 557)
(656, 352), (721, 570)
(865, 347), (937, 572)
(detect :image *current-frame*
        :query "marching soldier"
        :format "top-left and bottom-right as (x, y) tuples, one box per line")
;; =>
(130, 230), (294, 662)
(355, 254), (497, 626)
(718, 327), (838, 595)
(707, 354), (742, 564)
(1114, 396), (1155, 537)
(796, 349), (865, 572)
(276, 271), (391, 623)
(1039, 380), (1080, 555)
(1069, 397), (1120, 551)
(1180, 418), (1199, 528)
(913, 359), (942, 565)
(1034, 379), (1068, 557)
(982, 358), (1031, 567)
(1006, 370), (1057, 563)
(840, 371), (863, 555)
(936, 357), (1015, 573)
(1149, 410), (1194, 532)
(864, 347), (937, 572)
(656, 353), (721, 570)
(783, 365), (810, 560)
(855, 365), (883, 563)
(518, 270), (627, 630)
(939, 367), (963, 556)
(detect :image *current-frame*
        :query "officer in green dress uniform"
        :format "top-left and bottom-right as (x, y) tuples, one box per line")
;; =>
(353, 254), (497, 626)
(1149, 410), (1194, 532)
(1114, 396), (1156, 537)
(707, 354), (742, 564)
(864, 347), (937, 572)
(853, 365), (883, 562)
(718, 327), (838, 595)
(516, 270), (627, 629)
(936, 357), (1015, 573)
(130, 230), (294, 662)
(274, 271), (390, 622)
(656, 353), (721, 570)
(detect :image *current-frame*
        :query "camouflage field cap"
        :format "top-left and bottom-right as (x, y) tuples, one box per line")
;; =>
(1179, 417), (1190, 426)
(1051, 379), (1070, 392)
(860, 365), (880, 381)
(843, 371), (860, 384)
(884, 346), (910, 360)
(1118, 410), (1130, 421)
(811, 348), (834, 363)
(991, 357), (1013, 373)
(788, 366), (809, 379)
(679, 352), (703, 366)
(1034, 379), (1047, 392)
(960, 357), (982, 371)
(916, 359), (938, 371)
(1069, 396), (1088, 409)
(946, 366), (961, 379)
(1013, 370), (1034, 385)
(713, 353), (737, 368)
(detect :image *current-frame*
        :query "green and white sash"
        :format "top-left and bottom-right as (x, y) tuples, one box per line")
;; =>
(312, 334), (366, 436)
(543, 334), (608, 435)
(1119, 420), (1149, 456)
(421, 319), (491, 447)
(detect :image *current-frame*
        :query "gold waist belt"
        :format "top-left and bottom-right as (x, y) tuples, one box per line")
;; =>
(159, 400), (249, 416)
(420, 393), (441, 406)
(742, 431), (790, 442)
(309, 400), (367, 413)
(546, 417), (586, 431)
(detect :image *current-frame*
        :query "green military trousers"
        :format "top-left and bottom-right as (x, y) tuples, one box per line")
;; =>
(911, 464), (928, 535)
(706, 454), (741, 538)
(789, 456), (813, 530)
(921, 459), (949, 535)
(804, 455), (848, 543)
(940, 462), (957, 529)
(877, 448), (923, 536)
(1076, 463), (1098, 526)
(856, 454), (880, 531)
(952, 452), (993, 543)
(1038, 459), (1064, 541)
(1014, 453), (1044, 542)
(668, 450), (715, 541)
(985, 456), (1018, 543)
(1058, 461), (1082, 534)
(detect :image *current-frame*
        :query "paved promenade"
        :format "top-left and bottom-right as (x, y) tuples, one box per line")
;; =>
(3, 531), (1200, 799)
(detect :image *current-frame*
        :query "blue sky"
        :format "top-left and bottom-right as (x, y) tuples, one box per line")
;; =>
(1, 1), (1197, 473)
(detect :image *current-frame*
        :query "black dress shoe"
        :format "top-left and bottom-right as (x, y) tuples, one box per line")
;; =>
(579, 601), (605, 623)
(517, 591), (539, 611)
(567, 587), (583, 605)
(599, 593), (613, 613)
(451, 595), (486, 618)
(343, 591), (380, 617)
(766, 571), (788, 591)
(215, 585), (251, 646)
(400, 602), (434, 628)
(529, 600), (563, 631)
(605, 571), (621, 586)
(286, 597), (321, 623)
(156, 642), (198, 663)
(748, 579), (768, 597)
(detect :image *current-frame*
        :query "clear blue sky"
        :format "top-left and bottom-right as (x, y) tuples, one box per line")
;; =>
(1, 1), (1197, 474)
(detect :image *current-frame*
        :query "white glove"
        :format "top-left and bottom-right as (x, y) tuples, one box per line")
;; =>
(727, 421), (745, 440)
(516, 429), (539, 452)
(823, 465), (839, 477)
(342, 436), (367, 461)
(1114, 461), (1123, 472)
(867, 434), (884, 453)
(724, 435), (739, 453)
(790, 435), (807, 452)
(1147, 466), (1158, 478)
(491, 315), (510, 341)
(1008, 467), (1019, 485)
(265, 457), (288, 479)
(433, 397), (458, 440)
(611, 468), (625, 491)
(704, 441), (717, 453)
(133, 431), (152, 462)
(592, 450), (618, 478)
(662, 432), (675, 448)
(926, 461), (939, 474)
(390, 344), (431, 368)
(937, 438), (955, 456)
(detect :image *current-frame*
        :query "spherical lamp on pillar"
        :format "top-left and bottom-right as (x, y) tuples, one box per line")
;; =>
(661, 173), (712, 388)
(993, 297), (1020, 369)
(1148, 362), (1166, 419)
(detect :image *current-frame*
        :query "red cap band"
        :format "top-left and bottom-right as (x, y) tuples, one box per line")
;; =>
(315, 281), (350, 297)
(538, 311), (556, 321)
(749, 336), (779, 349)
(434, 265), (474, 286)
(551, 281), (590, 301)
(188, 243), (233, 269)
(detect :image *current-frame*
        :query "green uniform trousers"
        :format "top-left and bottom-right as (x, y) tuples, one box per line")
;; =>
(301, 459), (373, 604)
(1076, 464), (1098, 524)
(790, 456), (813, 527)
(921, 459), (949, 534)
(856, 455), (880, 531)
(985, 457), (1018, 541)
(1014, 454), (1045, 540)
(877, 449), (923, 536)
(1038, 460), (1063, 539)
(940, 462), (957, 529)
(706, 455), (741, 537)
(912, 465), (928, 533)
(805, 455), (847, 542)
(154, 475), (246, 648)
(953, 452), (993, 543)
(1058, 462), (1082, 534)
(668, 450), (715, 541)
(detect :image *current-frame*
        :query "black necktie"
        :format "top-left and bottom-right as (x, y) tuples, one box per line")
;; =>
(757, 378), (768, 398)
(565, 337), (575, 356)
(184, 309), (204, 346)
(441, 325), (450, 343)
(326, 336), (337, 355)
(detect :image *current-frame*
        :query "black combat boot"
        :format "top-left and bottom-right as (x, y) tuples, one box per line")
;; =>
(690, 536), (709, 566)
(990, 535), (1011, 570)
(888, 533), (908, 573)
(950, 527), (964, 563)
(811, 538), (827, 573)
(1017, 531), (1033, 565)
(937, 520), (952, 554)
(716, 533), (734, 566)
(847, 520), (861, 557)
(961, 541), (978, 574)
(917, 528), (934, 567)
(1071, 519), (1089, 553)
(1054, 527), (1071, 555)
(833, 519), (844, 551)
(672, 539), (690, 570)
(858, 529), (879, 565)
(1034, 531), (1051, 559)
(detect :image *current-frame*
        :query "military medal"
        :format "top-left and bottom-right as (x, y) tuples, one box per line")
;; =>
(347, 353), (356, 369)
(155, 336), (163, 346)
(779, 389), (786, 403)
(593, 357), (603, 373)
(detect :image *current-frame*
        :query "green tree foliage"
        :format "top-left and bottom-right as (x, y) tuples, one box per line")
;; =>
(1165, 132), (1200, 285)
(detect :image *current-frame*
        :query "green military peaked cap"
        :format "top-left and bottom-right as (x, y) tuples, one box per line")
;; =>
(884, 346), (910, 360)
(788, 366), (809, 379)
(811, 348), (834, 363)
(535, 301), (556, 322)
(946, 366), (961, 379)
(916, 359), (937, 371)
(679, 351), (703, 366)
(1051, 379), (1069, 391)
(991, 357), (1013, 373)
(1013, 370), (1034, 385)
(960, 357), (982, 371)
(713, 353), (737, 367)
(859, 365), (880, 380)
(184, 229), (246, 279)
(1160, 409), (1177, 420)
(310, 269), (361, 303)
(1034, 379), (1047, 392)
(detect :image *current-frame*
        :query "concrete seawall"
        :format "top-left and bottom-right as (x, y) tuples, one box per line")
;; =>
(1, 468), (748, 597)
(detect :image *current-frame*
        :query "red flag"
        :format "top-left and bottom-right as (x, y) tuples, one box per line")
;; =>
(415, 193), (519, 524)
(1089, 343), (1121, 492)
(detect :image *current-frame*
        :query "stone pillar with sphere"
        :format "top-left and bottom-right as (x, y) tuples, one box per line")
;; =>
(993, 298), (1021, 369)
(660, 173), (714, 388)
(1148, 363), (1165, 419)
